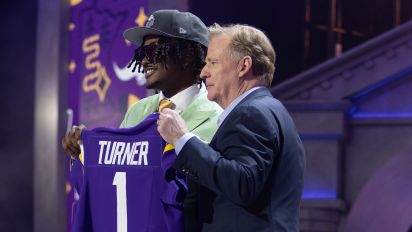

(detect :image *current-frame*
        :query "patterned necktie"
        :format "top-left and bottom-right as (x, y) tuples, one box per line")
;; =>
(158, 98), (175, 112)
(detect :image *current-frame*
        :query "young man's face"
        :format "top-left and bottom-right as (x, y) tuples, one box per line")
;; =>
(141, 36), (184, 97)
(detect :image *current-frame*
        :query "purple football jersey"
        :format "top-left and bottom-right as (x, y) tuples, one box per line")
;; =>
(71, 113), (186, 232)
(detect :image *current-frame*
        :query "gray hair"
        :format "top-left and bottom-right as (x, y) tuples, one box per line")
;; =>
(209, 23), (276, 86)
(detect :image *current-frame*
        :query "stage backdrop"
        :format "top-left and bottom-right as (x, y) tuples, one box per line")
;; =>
(67, 0), (151, 229)
(68, 0), (151, 128)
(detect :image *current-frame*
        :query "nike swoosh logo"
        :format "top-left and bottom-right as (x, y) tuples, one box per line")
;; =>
(112, 62), (146, 86)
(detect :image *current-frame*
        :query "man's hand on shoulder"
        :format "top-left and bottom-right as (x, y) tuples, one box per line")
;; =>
(62, 125), (86, 159)
(157, 108), (189, 146)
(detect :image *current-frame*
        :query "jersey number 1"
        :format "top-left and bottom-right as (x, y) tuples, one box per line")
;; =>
(113, 172), (127, 232)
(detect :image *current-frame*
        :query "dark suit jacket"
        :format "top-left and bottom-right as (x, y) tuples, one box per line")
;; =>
(173, 88), (305, 232)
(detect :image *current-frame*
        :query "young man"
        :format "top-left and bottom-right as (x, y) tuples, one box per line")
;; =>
(62, 10), (222, 231)
(157, 24), (305, 231)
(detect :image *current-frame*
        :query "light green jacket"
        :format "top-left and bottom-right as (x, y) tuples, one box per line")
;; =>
(120, 91), (222, 143)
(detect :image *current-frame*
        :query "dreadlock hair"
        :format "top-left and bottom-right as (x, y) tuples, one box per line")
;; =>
(128, 36), (207, 85)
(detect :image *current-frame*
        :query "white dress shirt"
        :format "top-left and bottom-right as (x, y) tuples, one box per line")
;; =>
(158, 84), (204, 113)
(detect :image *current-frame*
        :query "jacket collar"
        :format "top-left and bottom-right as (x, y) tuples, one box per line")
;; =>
(181, 91), (219, 132)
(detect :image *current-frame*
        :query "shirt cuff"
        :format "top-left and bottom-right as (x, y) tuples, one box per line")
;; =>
(175, 132), (197, 155)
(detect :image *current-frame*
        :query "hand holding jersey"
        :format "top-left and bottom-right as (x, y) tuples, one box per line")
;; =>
(157, 108), (189, 146)
(62, 124), (86, 159)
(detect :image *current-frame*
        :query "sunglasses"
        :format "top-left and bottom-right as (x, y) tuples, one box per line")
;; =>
(136, 44), (159, 64)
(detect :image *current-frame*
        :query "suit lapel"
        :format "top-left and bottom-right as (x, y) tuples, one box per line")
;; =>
(209, 88), (272, 145)
(137, 94), (159, 123)
(144, 94), (159, 115)
(181, 92), (216, 132)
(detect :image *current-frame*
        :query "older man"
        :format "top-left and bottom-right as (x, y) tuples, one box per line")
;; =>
(157, 24), (305, 231)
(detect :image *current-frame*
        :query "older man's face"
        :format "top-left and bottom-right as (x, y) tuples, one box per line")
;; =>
(200, 35), (240, 108)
